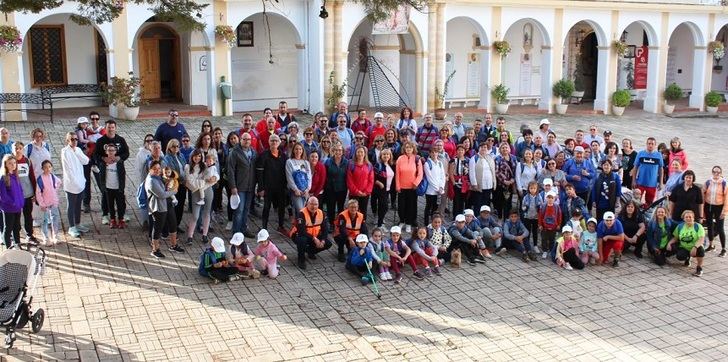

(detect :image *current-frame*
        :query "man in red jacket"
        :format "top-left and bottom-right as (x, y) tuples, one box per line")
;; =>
(238, 113), (259, 152)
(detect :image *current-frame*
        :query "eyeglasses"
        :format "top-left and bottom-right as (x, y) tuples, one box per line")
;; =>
(170, 113), (179, 117)
(305, 133), (313, 136)
(242, 138), (251, 141)
(90, 117), (100, 121)
(375, 140), (384, 143)
(70, 138), (78, 141)
(182, 139), (189, 143)
(713, 170), (721, 174)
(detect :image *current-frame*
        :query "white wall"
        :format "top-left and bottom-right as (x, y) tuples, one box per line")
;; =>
(666, 24), (695, 90)
(712, 26), (728, 91)
(502, 20), (545, 97)
(446, 19), (479, 99)
(231, 13), (300, 111)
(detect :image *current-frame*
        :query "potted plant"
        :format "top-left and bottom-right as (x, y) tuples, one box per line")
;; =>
(663, 82), (682, 114)
(434, 70), (456, 120)
(491, 84), (509, 114)
(710, 41), (725, 72)
(0, 25), (22, 53)
(100, 72), (145, 121)
(613, 40), (629, 58)
(326, 71), (346, 113)
(611, 89), (631, 116)
(493, 41), (511, 58)
(705, 91), (723, 114)
(215, 25), (236, 48)
(552, 79), (575, 115)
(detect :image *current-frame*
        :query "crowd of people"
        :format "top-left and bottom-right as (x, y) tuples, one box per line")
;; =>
(0, 100), (723, 284)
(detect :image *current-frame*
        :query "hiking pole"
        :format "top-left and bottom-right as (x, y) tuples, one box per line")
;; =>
(364, 260), (382, 299)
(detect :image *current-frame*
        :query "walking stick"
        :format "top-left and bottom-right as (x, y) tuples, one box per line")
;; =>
(364, 260), (382, 299)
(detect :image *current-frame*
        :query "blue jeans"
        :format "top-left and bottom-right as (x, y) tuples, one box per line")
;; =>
(232, 191), (253, 234)
(66, 191), (83, 227)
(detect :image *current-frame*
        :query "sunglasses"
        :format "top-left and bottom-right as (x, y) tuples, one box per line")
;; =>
(170, 113), (179, 117)
(375, 140), (384, 143)
(70, 138), (78, 141)
(305, 133), (313, 136)
(182, 139), (189, 143)
(90, 117), (100, 121)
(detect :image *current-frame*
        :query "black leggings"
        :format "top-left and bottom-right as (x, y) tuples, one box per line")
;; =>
(207, 267), (239, 282)
(705, 204), (726, 249)
(175, 185), (187, 226)
(262, 191), (286, 229)
(150, 210), (175, 240)
(106, 188), (126, 220)
(1, 211), (21, 248)
(351, 196), (369, 220)
(326, 190), (347, 226)
(523, 218), (539, 248)
(424, 194), (439, 226)
(372, 188), (389, 226)
(22, 197), (33, 237)
(493, 186), (512, 219)
(563, 248), (584, 269)
(398, 189), (417, 226)
(452, 187), (467, 217)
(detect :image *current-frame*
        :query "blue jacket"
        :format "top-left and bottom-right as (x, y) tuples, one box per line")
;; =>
(560, 195), (590, 220)
(563, 158), (596, 193)
(348, 246), (373, 266)
(646, 218), (674, 252)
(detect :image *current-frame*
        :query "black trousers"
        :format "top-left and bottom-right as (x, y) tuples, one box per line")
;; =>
(705, 204), (726, 249)
(397, 189), (417, 226)
(335, 235), (353, 257)
(22, 197), (33, 238)
(207, 266), (239, 282)
(452, 187), (467, 217)
(262, 190), (286, 229)
(493, 186), (512, 219)
(150, 210), (175, 240)
(622, 233), (646, 255)
(563, 248), (585, 269)
(92, 170), (108, 215)
(523, 218), (539, 248)
(447, 239), (476, 261)
(83, 164), (91, 207)
(424, 194), (439, 226)
(372, 188), (389, 226)
(1, 211), (21, 248)
(106, 188), (126, 220)
(345, 260), (377, 278)
(469, 189), (492, 214)
(175, 184), (187, 227)
(294, 234), (333, 261)
(212, 182), (224, 212)
(351, 196), (369, 220)
(326, 190), (347, 226)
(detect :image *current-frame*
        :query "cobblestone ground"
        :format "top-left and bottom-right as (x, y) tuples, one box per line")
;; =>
(3, 111), (728, 361)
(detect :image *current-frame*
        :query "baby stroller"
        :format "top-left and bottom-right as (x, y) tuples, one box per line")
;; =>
(0, 244), (46, 348)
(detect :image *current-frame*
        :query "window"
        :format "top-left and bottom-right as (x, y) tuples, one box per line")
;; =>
(29, 25), (67, 87)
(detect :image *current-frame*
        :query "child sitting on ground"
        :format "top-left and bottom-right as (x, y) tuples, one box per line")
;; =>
(385, 226), (417, 284)
(367, 228), (391, 281)
(408, 226), (442, 279)
(35, 160), (62, 245)
(228, 232), (260, 279)
(427, 214), (452, 264)
(252, 229), (287, 278)
(199, 237), (240, 283)
(347, 234), (376, 285)
(579, 218), (600, 265)
(555, 225), (584, 270)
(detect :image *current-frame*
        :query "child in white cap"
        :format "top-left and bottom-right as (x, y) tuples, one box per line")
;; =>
(347, 234), (375, 285)
(252, 229), (287, 278)
(579, 218), (600, 265)
(229, 232), (260, 279)
(538, 190), (562, 259)
(198, 237), (240, 283)
(555, 225), (584, 270)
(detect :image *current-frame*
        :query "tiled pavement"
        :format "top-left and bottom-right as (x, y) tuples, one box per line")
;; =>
(3, 111), (728, 361)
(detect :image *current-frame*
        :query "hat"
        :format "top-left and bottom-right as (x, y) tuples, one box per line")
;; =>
(480, 205), (491, 213)
(455, 214), (466, 222)
(543, 178), (554, 186)
(230, 232), (245, 246)
(603, 212), (615, 220)
(546, 190), (557, 198)
(355, 234), (368, 244)
(211, 237), (226, 252)
(464, 209), (475, 217)
(77, 117), (89, 124)
(256, 229), (270, 243)
(603, 130), (613, 136)
(561, 225), (573, 233)
(390, 225), (402, 234)
(374, 112), (384, 118)
(587, 217), (598, 225)
(574, 146), (585, 153)
(539, 119), (550, 126)
(230, 194), (241, 210)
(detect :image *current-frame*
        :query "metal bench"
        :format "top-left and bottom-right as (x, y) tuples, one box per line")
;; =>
(0, 93), (52, 121)
(0, 84), (102, 121)
(507, 95), (541, 106)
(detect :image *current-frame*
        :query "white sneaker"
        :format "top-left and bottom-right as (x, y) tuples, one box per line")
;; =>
(496, 248), (508, 256)
(196, 200), (205, 206)
(405, 225), (412, 233)
(564, 262), (573, 270)
(533, 246), (541, 254)
(102, 215), (109, 225)
(123, 215), (131, 222)
(225, 221), (232, 231)
(542, 252), (548, 259)
(379, 272), (387, 280)
(385, 271), (392, 280)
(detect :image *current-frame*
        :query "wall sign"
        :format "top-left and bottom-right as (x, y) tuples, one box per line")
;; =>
(634, 46), (648, 89)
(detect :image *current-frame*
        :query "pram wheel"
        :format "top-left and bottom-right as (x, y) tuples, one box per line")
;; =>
(31, 309), (44, 333)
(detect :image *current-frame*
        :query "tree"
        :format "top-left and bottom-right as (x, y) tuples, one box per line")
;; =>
(351, 0), (426, 22)
(1, 0), (208, 31)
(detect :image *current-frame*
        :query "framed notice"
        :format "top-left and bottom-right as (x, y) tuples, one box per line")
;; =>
(237, 21), (254, 47)
(466, 53), (480, 97)
(634, 46), (649, 89)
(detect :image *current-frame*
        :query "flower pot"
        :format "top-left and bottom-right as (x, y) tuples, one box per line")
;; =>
(109, 104), (126, 119)
(707, 106), (719, 114)
(123, 106), (140, 121)
(663, 104), (675, 114)
(612, 105), (626, 116)
(495, 103), (509, 114)
(434, 108), (447, 120)
(555, 104), (568, 115)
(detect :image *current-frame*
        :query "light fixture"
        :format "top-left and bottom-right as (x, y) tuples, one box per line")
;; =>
(319, 1), (328, 19)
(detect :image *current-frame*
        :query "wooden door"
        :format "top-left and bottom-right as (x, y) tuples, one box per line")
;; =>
(139, 38), (160, 100)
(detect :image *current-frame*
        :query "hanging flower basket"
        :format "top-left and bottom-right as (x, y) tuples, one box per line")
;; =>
(613, 40), (628, 58)
(0, 26), (22, 53)
(493, 41), (511, 58)
(709, 41), (725, 61)
(215, 25), (236, 48)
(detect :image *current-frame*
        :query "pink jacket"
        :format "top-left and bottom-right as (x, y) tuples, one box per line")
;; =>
(35, 173), (62, 208)
(395, 155), (423, 191)
(669, 149), (688, 171)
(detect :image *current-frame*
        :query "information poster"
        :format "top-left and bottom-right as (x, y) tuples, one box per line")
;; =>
(519, 54), (532, 95)
(634, 46), (649, 90)
(466, 53), (480, 97)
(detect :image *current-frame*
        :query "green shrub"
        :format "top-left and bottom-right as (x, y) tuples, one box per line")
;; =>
(552, 79), (575, 103)
(491, 84), (509, 104)
(612, 90), (631, 107)
(705, 91), (723, 107)
(663, 83), (683, 102)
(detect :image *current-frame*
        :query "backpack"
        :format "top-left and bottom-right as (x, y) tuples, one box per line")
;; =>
(416, 156), (431, 196)
(292, 168), (309, 191)
(137, 183), (148, 209)
(198, 249), (218, 277)
(26, 142), (50, 158)
(706, 179), (727, 194)
(36, 174), (59, 193)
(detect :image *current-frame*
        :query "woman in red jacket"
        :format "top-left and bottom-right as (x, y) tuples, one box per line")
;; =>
(346, 146), (374, 219)
(395, 141), (423, 234)
(309, 151), (326, 198)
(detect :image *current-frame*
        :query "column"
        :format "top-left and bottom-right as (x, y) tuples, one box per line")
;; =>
(307, 0), (325, 113)
(212, 0), (232, 116)
(333, 1), (346, 103)
(539, 46), (553, 111)
(594, 46), (611, 113)
(546, 9), (565, 113)
(426, 3), (437, 111)
(643, 45), (663, 113)
(435, 3), (446, 103)
(478, 46), (491, 111)
(111, 6), (131, 76)
(703, 14), (716, 106)
(0, 14), (22, 121)
(689, 46), (708, 109)
(323, 1), (335, 108)
(296, 43), (308, 111)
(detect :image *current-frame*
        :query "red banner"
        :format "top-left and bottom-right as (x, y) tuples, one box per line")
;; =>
(634, 46), (649, 90)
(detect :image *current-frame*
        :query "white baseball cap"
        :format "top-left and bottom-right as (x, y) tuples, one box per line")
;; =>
(230, 194), (241, 210)
(587, 217), (598, 225)
(77, 116), (89, 124)
(355, 234), (368, 244)
(374, 112), (384, 118)
(603, 212), (615, 220)
(390, 225), (401, 234)
(455, 214), (466, 222)
(546, 190), (558, 198)
(539, 119), (550, 126)
(230, 232), (245, 246)
(257, 229), (270, 243)
(211, 237), (226, 252)
(561, 225), (573, 233)
(464, 209), (475, 217)
(480, 205), (491, 213)
(543, 178), (554, 186)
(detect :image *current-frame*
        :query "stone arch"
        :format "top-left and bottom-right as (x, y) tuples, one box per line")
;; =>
(445, 16), (491, 108)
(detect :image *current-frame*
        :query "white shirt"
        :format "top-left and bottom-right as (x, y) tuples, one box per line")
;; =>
(385, 164), (394, 191)
(61, 145), (89, 194)
(424, 156), (446, 195)
(106, 162), (119, 190)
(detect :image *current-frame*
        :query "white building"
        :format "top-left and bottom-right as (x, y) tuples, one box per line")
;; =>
(1, 0), (727, 120)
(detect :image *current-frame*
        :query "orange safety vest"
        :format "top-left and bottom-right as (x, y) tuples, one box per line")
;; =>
(290, 208), (324, 238)
(335, 211), (364, 239)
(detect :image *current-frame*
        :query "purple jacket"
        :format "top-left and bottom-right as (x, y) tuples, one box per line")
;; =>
(0, 174), (25, 213)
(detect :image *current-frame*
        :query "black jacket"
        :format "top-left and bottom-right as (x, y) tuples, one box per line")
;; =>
(97, 160), (126, 192)
(93, 134), (130, 165)
(255, 150), (287, 193)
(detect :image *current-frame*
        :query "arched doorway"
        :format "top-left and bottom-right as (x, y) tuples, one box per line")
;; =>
(666, 23), (704, 109)
(445, 16), (490, 109)
(617, 21), (658, 111)
(137, 24), (181, 101)
(563, 22), (599, 102)
(712, 25), (728, 94)
(501, 19), (551, 110)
